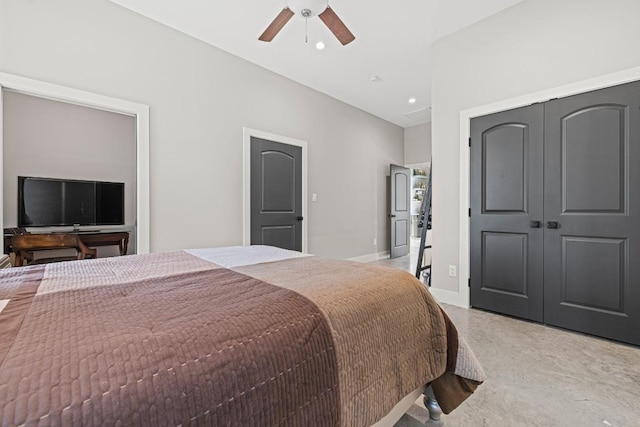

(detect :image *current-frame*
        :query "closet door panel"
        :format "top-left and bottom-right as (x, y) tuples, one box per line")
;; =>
(470, 104), (544, 322)
(562, 105), (625, 213)
(544, 80), (640, 346)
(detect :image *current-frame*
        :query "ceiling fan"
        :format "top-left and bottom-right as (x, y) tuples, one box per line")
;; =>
(259, 0), (355, 46)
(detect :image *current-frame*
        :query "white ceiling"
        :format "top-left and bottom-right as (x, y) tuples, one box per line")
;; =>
(109, 0), (523, 128)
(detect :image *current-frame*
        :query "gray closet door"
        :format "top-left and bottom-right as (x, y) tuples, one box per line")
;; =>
(390, 164), (411, 258)
(470, 104), (544, 321)
(543, 81), (640, 345)
(250, 137), (303, 252)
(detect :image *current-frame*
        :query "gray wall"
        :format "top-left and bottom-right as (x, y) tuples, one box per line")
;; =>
(431, 0), (640, 292)
(404, 123), (431, 165)
(0, 0), (403, 259)
(2, 90), (137, 254)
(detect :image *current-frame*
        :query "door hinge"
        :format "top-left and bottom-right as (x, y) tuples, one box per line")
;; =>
(468, 208), (471, 217)
(468, 278), (471, 288)
(468, 137), (472, 147)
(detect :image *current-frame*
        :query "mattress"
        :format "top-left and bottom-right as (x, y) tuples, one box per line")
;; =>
(0, 246), (484, 426)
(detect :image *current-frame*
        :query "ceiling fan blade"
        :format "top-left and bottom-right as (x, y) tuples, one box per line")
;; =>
(318, 6), (355, 45)
(259, 8), (295, 42)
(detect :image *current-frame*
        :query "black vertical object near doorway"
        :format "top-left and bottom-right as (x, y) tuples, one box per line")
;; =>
(470, 80), (640, 346)
(250, 137), (303, 252)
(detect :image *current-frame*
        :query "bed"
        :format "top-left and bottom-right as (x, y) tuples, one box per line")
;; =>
(0, 245), (485, 426)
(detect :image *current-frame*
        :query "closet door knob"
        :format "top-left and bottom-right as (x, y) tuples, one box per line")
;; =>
(530, 220), (541, 228)
(547, 221), (559, 229)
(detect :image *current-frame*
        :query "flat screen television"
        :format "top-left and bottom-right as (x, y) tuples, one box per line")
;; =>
(18, 176), (124, 227)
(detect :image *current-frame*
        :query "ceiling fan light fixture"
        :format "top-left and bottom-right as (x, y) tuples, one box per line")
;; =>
(287, 0), (329, 18)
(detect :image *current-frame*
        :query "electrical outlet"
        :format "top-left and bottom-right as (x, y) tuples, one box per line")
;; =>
(448, 265), (457, 277)
(373, 238), (377, 246)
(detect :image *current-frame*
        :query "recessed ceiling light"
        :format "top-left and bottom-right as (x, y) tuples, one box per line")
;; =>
(370, 75), (381, 83)
(315, 41), (325, 50)
(408, 98), (417, 104)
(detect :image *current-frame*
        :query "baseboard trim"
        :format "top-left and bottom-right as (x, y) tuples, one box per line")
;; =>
(428, 287), (470, 309)
(348, 251), (390, 263)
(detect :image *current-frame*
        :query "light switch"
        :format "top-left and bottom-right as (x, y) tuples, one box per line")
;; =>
(312, 193), (318, 202)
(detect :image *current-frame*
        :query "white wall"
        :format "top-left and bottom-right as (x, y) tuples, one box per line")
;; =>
(431, 0), (640, 297)
(403, 123), (431, 165)
(0, 0), (403, 259)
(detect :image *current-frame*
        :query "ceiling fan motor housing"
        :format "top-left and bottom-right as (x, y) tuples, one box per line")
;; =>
(287, 0), (329, 18)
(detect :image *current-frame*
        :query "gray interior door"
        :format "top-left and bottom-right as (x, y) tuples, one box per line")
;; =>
(251, 137), (302, 252)
(543, 81), (640, 345)
(470, 104), (545, 321)
(390, 165), (411, 258)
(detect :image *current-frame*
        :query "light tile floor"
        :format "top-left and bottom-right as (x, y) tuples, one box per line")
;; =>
(371, 251), (640, 427)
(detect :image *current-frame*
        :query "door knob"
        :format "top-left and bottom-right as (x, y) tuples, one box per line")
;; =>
(389, 214), (396, 218)
(530, 220), (541, 228)
(547, 221), (559, 229)
(296, 216), (304, 221)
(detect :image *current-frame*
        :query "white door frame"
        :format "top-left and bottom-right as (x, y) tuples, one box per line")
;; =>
(242, 127), (308, 253)
(0, 72), (150, 253)
(447, 66), (640, 309)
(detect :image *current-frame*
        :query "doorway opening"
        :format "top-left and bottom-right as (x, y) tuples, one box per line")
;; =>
(382, 162), (431, 279)
(0, 72), (150, 254)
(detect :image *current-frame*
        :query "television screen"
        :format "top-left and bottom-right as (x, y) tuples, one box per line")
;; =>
(96, 182), (125, 225)
(18, 177), (124, 227)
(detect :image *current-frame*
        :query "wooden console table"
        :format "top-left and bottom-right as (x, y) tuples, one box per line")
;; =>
(4, 231), (129, 256)
(75, 232), (129, 256)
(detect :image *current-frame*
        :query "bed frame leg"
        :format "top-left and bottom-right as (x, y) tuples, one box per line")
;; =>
(423, 387), (442, 422)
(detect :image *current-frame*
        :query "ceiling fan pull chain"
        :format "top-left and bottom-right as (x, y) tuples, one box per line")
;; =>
(305, 17), (308, 43)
